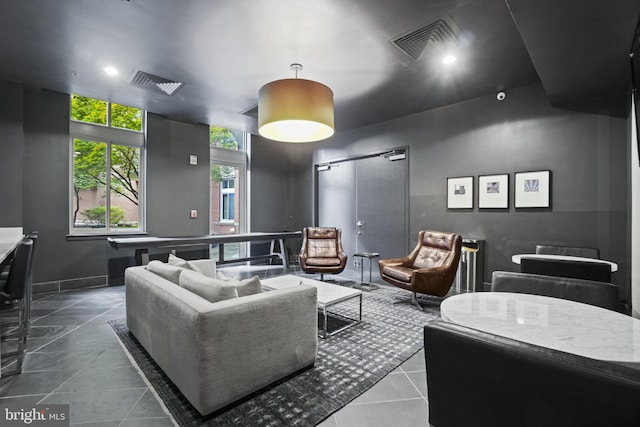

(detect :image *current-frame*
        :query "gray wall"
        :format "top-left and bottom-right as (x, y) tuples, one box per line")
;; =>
(250, 136), (314, 233)
(1, 82), (211, 285)
(1, 78), (631, 306)
(0, 80), (24, 226)
(312, 83), (629, 302)
(146, 113), (210, 237)
(250, 136), (314, 255)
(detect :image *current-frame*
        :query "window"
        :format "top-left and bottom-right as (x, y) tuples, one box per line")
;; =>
(70, 95), (145, 234)
(210, 126), (248, 260)
(220, 178), (235, 222)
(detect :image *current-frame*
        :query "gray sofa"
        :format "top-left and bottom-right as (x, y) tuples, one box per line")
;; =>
(125, 262), (318, 415)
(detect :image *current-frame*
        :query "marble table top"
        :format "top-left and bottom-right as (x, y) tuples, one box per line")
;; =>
(0, 227), (24, 264)
(261, 275), (362, 308)
(512, 253), (618, 272)
(441, 292), (640, 362)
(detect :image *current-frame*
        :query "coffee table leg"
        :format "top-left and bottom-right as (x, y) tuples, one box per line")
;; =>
(323, 306), (329, 339)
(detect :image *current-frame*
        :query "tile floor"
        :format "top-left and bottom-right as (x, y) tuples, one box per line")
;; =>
(1, 264), (432, 427)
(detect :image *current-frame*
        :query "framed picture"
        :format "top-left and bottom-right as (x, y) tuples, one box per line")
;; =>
(447, 176), (473, 209)
(478, 174), (509, 209)
(514, 170), (551, 208)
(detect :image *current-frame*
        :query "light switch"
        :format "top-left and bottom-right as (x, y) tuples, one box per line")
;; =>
(189, 155), (198, 165)
(190, 210), (197, 219)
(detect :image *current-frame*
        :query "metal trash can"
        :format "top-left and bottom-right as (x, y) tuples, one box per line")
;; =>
(455, 239), (484, 292)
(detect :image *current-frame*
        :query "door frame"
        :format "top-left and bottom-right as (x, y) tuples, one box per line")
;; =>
(313, 146), (410, 256)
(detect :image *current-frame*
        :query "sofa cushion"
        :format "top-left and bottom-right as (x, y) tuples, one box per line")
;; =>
(236, 276), (263, 297)
(146, 260), (184, 284)
(179, 269), (238, 302)
(168, 254), (203, 273)
(189, 259), (218, 279)
(215, 270), (235, 282)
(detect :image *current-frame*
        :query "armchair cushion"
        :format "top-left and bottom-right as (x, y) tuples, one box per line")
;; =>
(382, 265), (415, 282)
(305, 257), (342, 266)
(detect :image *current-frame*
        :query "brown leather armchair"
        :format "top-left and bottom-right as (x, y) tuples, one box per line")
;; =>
(299, 227), (347, 280)
(379, 230), (462, 308)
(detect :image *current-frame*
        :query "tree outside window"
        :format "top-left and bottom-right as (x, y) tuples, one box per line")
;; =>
(70, 95), (144, 232)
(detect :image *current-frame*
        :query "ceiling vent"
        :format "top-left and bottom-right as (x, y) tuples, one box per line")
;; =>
(391, 19), (458, 61)
(129, 70), (184, 96)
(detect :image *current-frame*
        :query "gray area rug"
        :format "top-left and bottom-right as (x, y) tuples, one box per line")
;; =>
(109, 283), (440, 426)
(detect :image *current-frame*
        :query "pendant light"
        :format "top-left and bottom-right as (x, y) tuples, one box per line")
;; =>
(258, 63), (334, 143)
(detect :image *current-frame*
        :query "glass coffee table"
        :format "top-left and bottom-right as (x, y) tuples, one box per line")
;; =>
(262, 275), (363, 338)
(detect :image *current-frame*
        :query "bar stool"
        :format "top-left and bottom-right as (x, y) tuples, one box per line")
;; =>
(0, 238), (34, 377)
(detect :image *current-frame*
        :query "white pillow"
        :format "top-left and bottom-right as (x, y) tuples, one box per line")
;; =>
(189, 259), (217, 279)
(146, 260), (183, 284)
(179, 270), (238, 303)
(215, 270), (235, 282)
(167, 254), (202, 273)
(236, 276), (263, 297)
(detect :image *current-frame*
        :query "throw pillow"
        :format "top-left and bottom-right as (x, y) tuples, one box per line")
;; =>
(179, 270), (238, 303)
(189, 259), (217, 279)
(167, 254), (202, 273)
(236, 275), (263, 297)
(215, 270), (235, 282)
(146, 261), (183, 284)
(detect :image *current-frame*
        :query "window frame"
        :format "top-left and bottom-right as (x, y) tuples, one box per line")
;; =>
(220, 177), (235, 222)
(69, 117), (146, 235)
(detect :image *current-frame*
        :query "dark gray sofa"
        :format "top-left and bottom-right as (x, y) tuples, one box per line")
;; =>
(424, 320), (640, 427)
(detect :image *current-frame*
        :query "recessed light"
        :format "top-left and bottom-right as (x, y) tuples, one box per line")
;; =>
(442, 55), (456, 65)
(104, 66), (119, 76)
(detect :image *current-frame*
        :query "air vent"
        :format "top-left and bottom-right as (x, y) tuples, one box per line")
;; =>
(391, 19), (457, 61)
(129, 70), (184, 96)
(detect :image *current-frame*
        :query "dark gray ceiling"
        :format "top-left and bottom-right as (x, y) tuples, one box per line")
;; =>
(0, 0), (638, 135)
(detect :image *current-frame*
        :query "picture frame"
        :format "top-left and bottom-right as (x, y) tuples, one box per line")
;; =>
(478, 174), (509, 209)
(514, 170), (551, 208)
(447, 176), (473, 209)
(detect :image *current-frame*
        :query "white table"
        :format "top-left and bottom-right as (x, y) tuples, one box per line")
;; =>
(0, 227), (24, 264)
(441, 292), (640, 362)
(512, 253), (618, 272)
(262, 275), (363, 338)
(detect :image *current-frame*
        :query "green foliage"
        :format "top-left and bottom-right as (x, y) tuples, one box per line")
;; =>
(71, 95), (142, 131)
(81, 205), (126, 225)
(210, 126), (238, 149)
(110, 144), (140, 204)
(210, 126), (239, 182)
(71, 95), (107, 124)
(112, 103), (143, 131)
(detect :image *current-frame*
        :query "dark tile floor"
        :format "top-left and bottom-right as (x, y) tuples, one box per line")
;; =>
(1, 264), (431, 426)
